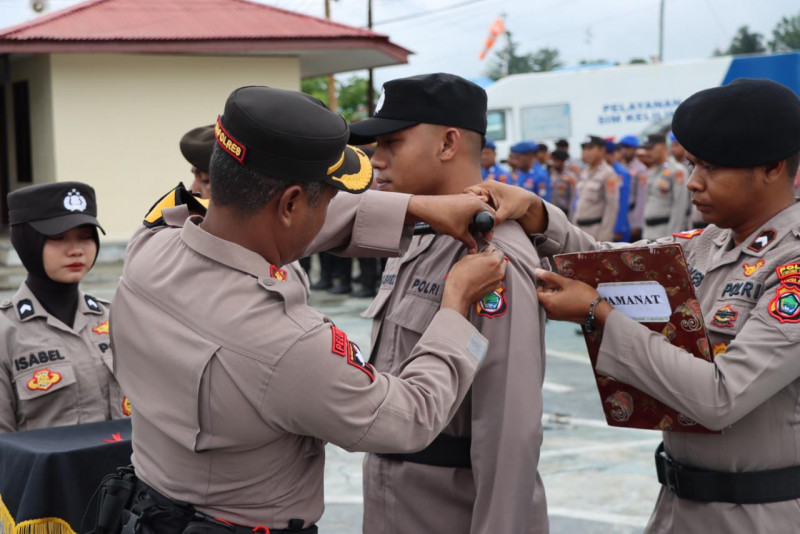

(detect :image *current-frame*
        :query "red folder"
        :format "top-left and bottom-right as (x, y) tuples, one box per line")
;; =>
(554, 244), (719, 433)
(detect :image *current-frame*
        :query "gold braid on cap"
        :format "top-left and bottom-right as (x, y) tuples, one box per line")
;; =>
(330, 147), (372, 191)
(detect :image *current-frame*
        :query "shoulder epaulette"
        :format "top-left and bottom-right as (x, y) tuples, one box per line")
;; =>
(143, 183), (209, 228)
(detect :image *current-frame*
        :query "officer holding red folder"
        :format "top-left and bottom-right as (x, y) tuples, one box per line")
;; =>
(468, 78), (800, 533)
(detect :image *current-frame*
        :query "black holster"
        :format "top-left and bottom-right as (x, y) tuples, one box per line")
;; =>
(86, 466), (138, 534)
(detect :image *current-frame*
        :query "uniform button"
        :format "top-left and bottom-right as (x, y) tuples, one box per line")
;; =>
(0, 300), (10, 307)
(262, 278), (275, 286)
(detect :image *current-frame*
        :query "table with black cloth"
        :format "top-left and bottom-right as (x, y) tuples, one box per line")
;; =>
(0, 419), (132, 534)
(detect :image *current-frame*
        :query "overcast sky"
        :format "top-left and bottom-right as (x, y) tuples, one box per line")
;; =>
(2, 0), (798, 87)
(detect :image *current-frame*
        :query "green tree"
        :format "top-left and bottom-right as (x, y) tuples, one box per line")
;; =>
(301, 75), (377, 121)
(628, 58), (648, 65)
(713, 25), (766, 56)
(484, 32), (562, 80)
(770, 12), (800, 51)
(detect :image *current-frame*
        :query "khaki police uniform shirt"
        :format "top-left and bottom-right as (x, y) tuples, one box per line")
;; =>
(111, 191), (488, 530)
(549, 167), (577, 216)
(0, 283), (129, 433)
(361, 222), (548, 534)
(642, 159), (690, 240)
(536, 199), (800, 534)
(572, 161), (619, 242)
(625, 157), (649, 231)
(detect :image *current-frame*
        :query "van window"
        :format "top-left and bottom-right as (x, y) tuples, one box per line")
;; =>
(486, 110), (506, 142)
(521, 103), (571, 141)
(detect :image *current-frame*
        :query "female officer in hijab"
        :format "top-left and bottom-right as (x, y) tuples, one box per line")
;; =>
(0, 182), (129, 432)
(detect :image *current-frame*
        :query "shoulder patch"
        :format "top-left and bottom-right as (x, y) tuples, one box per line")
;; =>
(605, 178), (618, 195)
(17, 299), (35, 320)
(27, 368), (62, 391)
(270, 265), (288, 281)
(92, 320), (110, 335)
(742, 259), (766, 277)
(347, 342), (375, 382)
(143, 184), (208, 228)
(476, 285), (508, 318)
(331, 325), (348, 357)
(122, 396), (132, 417)
(711, 304), (738, 328)
(672, 228), (704, 240)
(768, 263), (800, 324)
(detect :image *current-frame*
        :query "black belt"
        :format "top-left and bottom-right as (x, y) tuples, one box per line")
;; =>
(377, 433), (471, 468)
(646, 217), (670, 225)
(576, 217), (602, 226)
(655, 442), (800, 504)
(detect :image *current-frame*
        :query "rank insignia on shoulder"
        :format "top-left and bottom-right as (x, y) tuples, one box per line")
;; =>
(711, 304), (738, 328)
(673, 228), (704, 240)
(347, 342), (375, 382)
(747, 228), (777, 253)
(270, 265), (288, 281)
(85, 295), (101, 312)
(122, 396), (132, 417)
(17, 299), (35, 320)
(476, 286), (508, 318)
(27, 368), (62, 391)
(742, 259), (766, 277)
(92, 320), (110, 335)
(143, 183), (208, 228)
(712, 343), (728, 356)
(768, 263), (800, 324)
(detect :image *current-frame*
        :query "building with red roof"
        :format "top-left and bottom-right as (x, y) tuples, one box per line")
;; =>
(0, 0), (410, 238)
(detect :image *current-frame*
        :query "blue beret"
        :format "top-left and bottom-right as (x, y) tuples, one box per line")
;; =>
(668, 131), (678, 143)
(485, 140), (496, 150)
(672, 78), (800, 167)
(510, 141), (537, 154)
(605, 140), (618, 153)
(619, 135), (639, 148)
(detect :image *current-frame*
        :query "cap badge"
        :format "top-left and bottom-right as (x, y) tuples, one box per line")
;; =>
(375, 88), (386, 114)
(63, 189), (87, 212)
(330, 147), (373, 192)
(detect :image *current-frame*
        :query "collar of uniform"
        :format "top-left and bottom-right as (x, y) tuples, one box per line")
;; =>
(402, 234), (437, 265)
(77, 292), (105, 315)
(741, 201), (800, 257)
(11, 283), (49, 322)
(180, 216), (271, 279)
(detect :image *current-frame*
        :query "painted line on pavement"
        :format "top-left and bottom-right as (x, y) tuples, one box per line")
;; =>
(543, 381), (574, 393)
(548, 507), (650, 528)
(547, 348), (591, 365)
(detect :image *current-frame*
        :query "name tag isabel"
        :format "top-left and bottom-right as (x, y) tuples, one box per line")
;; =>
(596, 281), (671, 322)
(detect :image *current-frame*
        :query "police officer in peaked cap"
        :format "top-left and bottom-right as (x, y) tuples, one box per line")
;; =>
(109, 84), (504, 534)
(0, 182), (129, 432)
(469, 77), (800, 533)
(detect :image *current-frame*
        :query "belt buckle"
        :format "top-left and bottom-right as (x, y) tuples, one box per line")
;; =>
(659, 450), (681, 495)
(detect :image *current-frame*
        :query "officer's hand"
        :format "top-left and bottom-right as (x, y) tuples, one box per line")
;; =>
(407, 195), (495, 254)
(535, 268), (613, 326)
(464, 181), (547, 234)
(441, 247), (507, 317)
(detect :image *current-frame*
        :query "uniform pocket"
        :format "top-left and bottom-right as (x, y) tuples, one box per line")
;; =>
(385, 294), (441, 335)
(14, 360), (79, 427)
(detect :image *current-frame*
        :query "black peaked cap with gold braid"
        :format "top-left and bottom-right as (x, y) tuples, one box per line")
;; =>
(215, 86), (373, 194)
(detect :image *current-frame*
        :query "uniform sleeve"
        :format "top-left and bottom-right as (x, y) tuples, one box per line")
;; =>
(600, 172), (619, 241)
(667, 166), (690, 235)
(467, 255), (545, 533)
(0, 326), (17, 433)
(304, 190), (412, 258)
(263, 309), (487, 453)
(595, 299), (800, 431)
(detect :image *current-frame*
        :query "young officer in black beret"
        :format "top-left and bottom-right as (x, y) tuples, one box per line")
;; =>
(469, 78), (800, 533)
(0, 182), (129, 432)
(351, 72), (548, 534)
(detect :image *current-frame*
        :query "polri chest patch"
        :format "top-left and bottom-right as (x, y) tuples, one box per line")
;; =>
(476, 285), (508, 318)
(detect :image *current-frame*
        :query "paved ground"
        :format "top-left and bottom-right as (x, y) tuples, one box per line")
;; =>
(1, 270), (661, 533)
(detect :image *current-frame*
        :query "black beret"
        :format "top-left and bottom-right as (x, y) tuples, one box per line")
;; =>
(672, 78), (800, 167)
(8, 182), (105, 235)
(551, 150), (569, 161)
(555, 139), (569, 148)
(349, 73), (487, 144)
(216, 86), (372, 193)
(180, 125), (215, 173)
